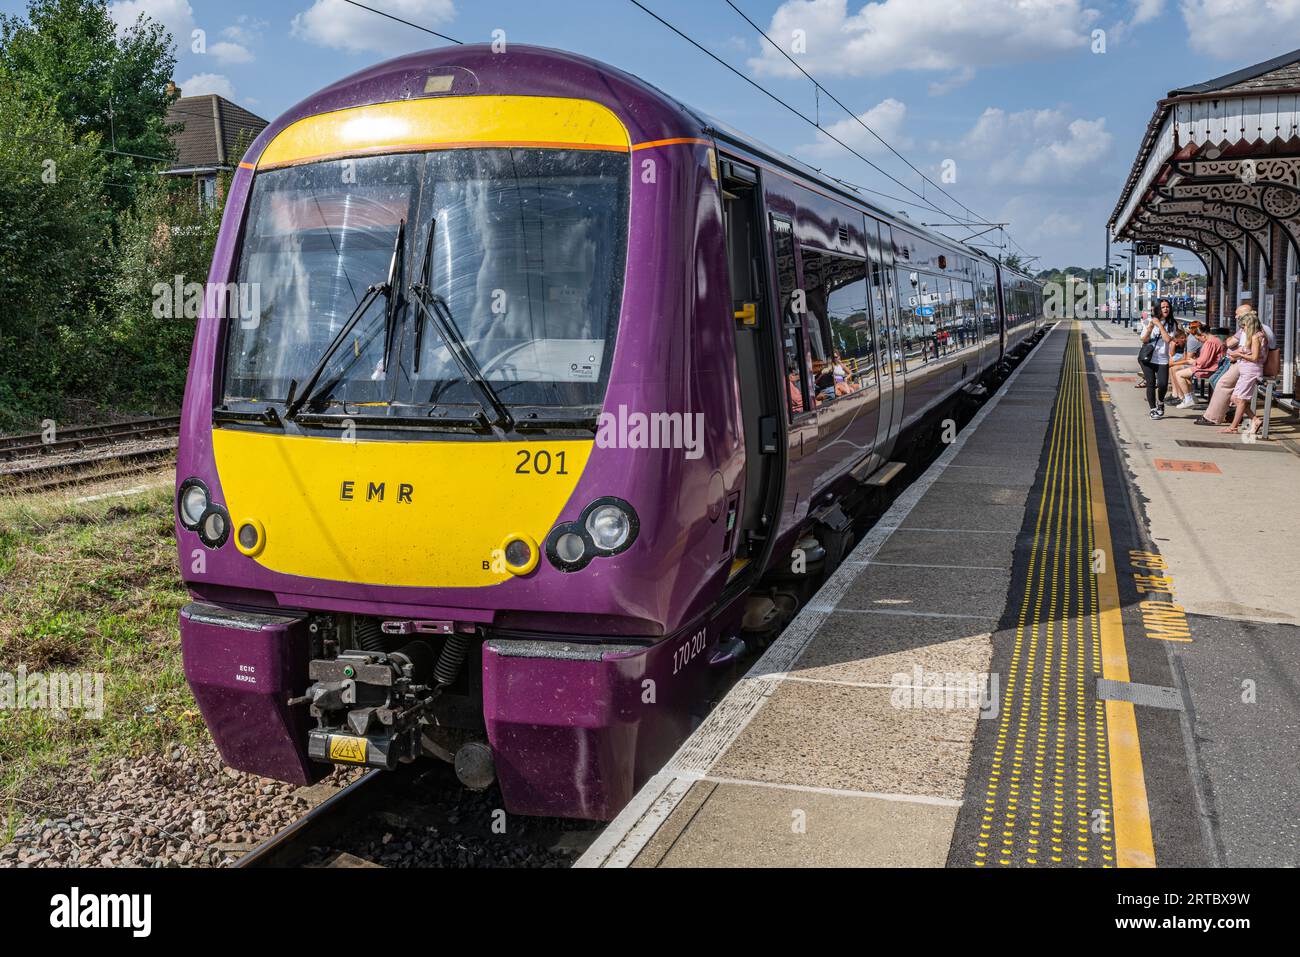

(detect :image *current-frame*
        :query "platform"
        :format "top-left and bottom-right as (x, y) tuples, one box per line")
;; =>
(578, 320), (1300, 869)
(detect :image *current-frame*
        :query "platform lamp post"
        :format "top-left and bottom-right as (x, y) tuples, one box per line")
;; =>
(1104, 227), (1110, 322)
(1111, 256), (1129, 322)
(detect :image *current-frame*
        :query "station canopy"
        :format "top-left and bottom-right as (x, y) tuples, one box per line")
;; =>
(1109, 48), (1300, 291)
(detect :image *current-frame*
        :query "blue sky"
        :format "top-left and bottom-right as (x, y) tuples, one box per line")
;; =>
(7, 0), (1299, 270)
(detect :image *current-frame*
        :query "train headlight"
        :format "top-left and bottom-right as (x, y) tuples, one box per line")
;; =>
(586, 504), (632, 552)
(546, 499), (638, 573)
(198, 505), (230, 549)
(178, 479), (209, 530)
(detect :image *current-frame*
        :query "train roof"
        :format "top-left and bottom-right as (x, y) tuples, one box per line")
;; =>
(253, 43), (1038, 285)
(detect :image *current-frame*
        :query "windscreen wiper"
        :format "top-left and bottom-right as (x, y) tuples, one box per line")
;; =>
(380, 218), (406, 373)
(285, 221), (405, 420)
(409, 218), (514, 431)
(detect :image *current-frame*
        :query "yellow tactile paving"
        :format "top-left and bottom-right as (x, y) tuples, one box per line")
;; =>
(973, 324), (1152, 867)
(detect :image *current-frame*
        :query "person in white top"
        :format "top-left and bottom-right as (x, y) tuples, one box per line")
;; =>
(1140, 298), (1179, 419)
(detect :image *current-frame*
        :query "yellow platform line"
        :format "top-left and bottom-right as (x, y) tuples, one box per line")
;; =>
(1078, 325), (1156, 868)
(975, 325), (1071, 867)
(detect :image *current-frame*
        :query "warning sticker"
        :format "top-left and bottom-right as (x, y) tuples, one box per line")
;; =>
(328, 735), (369, 764)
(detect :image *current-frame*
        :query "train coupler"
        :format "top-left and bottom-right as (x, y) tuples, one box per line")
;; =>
(303, 640), (440, 770)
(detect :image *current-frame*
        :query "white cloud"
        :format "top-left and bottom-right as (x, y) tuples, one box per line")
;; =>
(209, 40), (253, 65)
(1033, 209), (1086, 240)
(800, 98), (913, 156)
(1132, 0), (1167, 24)
(222, 17), (269, 46)
(748, 0), (1097, 78)
(1180, 0), (1300, 60)
(928, 66), (976, 97)
(958, 107), (1113, 185)
(177, 72), (235, 100)
(108, 0), (194, 40)
(291, 0), (457, 54)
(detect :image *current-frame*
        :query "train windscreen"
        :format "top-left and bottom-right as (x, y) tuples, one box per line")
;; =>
(222, 148), (630, 417)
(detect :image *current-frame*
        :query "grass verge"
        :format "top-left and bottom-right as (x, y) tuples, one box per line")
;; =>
(0, 481), (204, 841)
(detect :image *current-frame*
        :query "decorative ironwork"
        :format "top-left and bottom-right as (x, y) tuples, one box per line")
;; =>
(1157, 181), (1300, 259)
(1173, 157), (1300, 196)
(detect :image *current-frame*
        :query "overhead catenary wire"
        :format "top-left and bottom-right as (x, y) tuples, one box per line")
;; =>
(340, 0), (463, 44)
(621, 0), (970, 226)
(724, 0), (993, 234)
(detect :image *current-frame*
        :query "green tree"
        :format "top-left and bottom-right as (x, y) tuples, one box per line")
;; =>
(0, 0), (177, 210)
(96, 176), (226, 409)
(0, 77), (112, 429)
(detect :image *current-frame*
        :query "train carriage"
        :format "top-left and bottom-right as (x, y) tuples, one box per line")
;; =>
(176, 44), (1044, 820)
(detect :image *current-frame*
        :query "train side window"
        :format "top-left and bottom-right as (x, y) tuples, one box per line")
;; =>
(955, 279), (977, 350)
(978, 266), (998, 339)
(934, 277), (956, 356)
(869, 246), (898, 373)
(724, 190), (758, 309)
(802, 248), (872, 405)
(771, 217), (808, 416)
(799, 249), (832, 406)
(825, 257), (876, 393)
(898, 267), (932, 364)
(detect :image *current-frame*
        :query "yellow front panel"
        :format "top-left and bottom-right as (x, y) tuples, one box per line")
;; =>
(212, 429), (592, 588)
(256, 95), (630, 169)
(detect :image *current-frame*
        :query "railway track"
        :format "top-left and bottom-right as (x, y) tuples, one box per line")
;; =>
(236, 771), (391, 868)
(0, 445), (177, 495)
(234, 764), (600, 869)
(0, 415), (179, 494)
(0, 415), (180, 461)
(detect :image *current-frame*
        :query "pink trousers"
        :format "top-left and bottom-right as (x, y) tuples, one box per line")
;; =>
(1204, 363), (1240, 424)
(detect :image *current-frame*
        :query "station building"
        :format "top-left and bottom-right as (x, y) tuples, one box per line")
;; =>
(1109, 47), (1300, 404)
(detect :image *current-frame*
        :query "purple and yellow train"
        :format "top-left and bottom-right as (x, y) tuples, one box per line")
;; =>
(176, 45), (1044, 820)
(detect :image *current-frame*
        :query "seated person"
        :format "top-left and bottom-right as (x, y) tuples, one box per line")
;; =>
(831, 351), (858, 396)
(1173, 323), (1224, 410)
(812, 359), (836, 404)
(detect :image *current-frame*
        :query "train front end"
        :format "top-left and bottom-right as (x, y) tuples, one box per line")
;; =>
(174, 47), (737, 820)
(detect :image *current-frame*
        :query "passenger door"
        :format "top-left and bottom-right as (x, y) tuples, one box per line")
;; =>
(770, 215), (817, 531)
(721, 159), (782, 570)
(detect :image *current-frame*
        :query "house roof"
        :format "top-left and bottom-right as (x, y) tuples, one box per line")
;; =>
(164, 94), (268, 172)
